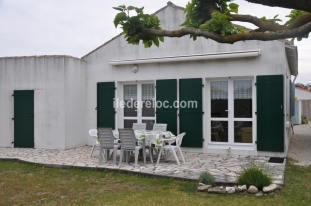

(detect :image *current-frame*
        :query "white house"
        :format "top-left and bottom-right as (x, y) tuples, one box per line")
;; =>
(0, 2), (298, 157)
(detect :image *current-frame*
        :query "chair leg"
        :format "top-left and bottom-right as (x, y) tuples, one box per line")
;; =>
(98, 147), (102, 164)
(135, 148), (139, 167)
(119, 148), (124, 166)
(164, 149), (169, 161)
(113, 147), (118, 165)
(171, 148), (180, 165)
(126, 151), (129, 163)
(178, 147), (186, 163)
(105, 150), (110, 163)
(90, 141), (96, 157)
(156, 147), (164, 164)
(149, 148), (153, 164)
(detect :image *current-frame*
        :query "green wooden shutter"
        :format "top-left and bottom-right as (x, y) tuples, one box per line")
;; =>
(256, 75), (284, 152)
(156, 79), (177, 135)
(97, 82), (115, 129)
(179, 78), (203, 148)
(14, 90), (34, 148)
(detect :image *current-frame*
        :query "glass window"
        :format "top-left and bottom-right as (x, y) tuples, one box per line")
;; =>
(234, 80), (252, 118)
(211, 121), (228, 142)
(234, 121), (252, 143)
(124, 120), (137, 129)
(142, 84), (155, 117)
(124, 85), (137, 117)
(211, 81), (228, 118)
(142, 120), (155, 130)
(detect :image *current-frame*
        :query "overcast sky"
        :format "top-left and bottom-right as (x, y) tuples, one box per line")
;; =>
(0, 0), (310, 84)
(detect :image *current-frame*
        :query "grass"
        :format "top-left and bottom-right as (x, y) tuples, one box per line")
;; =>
(0, 159), (311, 206)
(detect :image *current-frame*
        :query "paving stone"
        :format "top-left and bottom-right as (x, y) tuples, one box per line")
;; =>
(0, 146), (285, 184)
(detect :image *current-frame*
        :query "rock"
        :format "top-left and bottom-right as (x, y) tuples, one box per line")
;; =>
(248, 185), (258, 194)
(199, 182), (205, 186)
(226, 187), (236, 194)
(255, 191), (264, 197)
(198, 185), (212, 191)
(238, 185), (247, 192)
(263, 184), (278, 193)
(234, 185), (239, 191)
(208, 186), (226, 194)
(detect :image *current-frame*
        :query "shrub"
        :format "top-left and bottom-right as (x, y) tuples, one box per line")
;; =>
(301, 115), (309, 124)
(236, 162), (273, 189)
(198, 171), (215, 185)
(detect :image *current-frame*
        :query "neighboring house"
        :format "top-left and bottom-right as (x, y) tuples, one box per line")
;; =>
(294, 86), (311, 121)
(0, 2), (298, 157)
(295, 86), (311, 100)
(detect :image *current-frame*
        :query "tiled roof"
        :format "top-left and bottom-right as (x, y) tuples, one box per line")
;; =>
(296, 86), (311, 93)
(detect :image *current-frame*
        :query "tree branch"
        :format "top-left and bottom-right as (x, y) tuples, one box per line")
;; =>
(245, 0), (311, 13)
(229, 14), (287, 31)
(288, 12), (311, 29)
(138, 22), (311, 44)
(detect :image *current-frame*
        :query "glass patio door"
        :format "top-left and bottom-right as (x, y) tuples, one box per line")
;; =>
(210, 79), (253, 144)
(123, 83), (155, 130)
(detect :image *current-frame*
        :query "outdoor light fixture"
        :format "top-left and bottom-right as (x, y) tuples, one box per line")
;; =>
(132, 65), (138, 73)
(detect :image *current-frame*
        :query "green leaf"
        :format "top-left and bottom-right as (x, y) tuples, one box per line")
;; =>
(113, 12), (127, 28)
(153, 36), (159, 47)
(158, 36), (164, 42)
(229, 3), (239, 10)
(230, 8), (238, 14)
(118, 5), (126, 9)
(127, 6), (135, 11)
(113, 7), (123, 12)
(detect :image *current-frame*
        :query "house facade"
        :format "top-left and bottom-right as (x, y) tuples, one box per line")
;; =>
(0, 2), (298, 157)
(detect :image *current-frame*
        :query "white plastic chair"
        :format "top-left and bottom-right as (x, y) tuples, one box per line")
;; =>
(132, 123), (147, 131)
(89, 129), (99, 157)
(152, 124), (167, 132)
(156, 133), (186, 165)
(118, 128), (146, 167)
(98, 128), (120, 165)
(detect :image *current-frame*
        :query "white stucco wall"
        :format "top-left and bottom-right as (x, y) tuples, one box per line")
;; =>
(83, 4), (292, 156)
(0, 56), (87, 149)
(295, 88), (311, 100)
(65, 58), (87, 149)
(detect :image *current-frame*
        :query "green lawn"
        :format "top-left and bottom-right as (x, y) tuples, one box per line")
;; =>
(0, 159), (310, 206)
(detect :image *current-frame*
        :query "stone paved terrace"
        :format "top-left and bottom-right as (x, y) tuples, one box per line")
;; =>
(0, 146), (285, 185)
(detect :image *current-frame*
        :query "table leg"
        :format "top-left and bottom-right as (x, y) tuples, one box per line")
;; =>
(142, 139), (146, 165)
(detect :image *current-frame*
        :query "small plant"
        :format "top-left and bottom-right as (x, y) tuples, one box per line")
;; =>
(236, 162), (273, 189)
(198, 171), (215, 185)
(301, 115), (309, 124)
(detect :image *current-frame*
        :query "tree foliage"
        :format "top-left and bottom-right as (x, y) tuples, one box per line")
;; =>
(113, 0), (311, 47)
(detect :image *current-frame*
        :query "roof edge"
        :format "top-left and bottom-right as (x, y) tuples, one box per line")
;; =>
(0, 55), (86, 62)
(285, 44), (298, 76)
(81, 1), (184, 60)
(295, 86), (311, 93)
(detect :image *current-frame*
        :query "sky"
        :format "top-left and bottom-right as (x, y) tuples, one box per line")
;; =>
(0, 0), (310, 84)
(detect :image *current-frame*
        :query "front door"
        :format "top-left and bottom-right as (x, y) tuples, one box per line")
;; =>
(209, 79), (254, 145)
(123, 83), (155, 130)
(14, 90), (34, 148)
